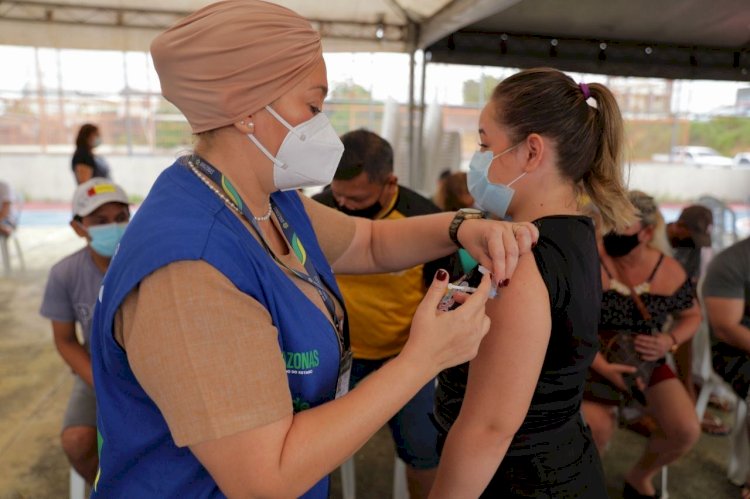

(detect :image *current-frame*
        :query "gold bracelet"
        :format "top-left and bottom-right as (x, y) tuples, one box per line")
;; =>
(667, 331), (679, 353)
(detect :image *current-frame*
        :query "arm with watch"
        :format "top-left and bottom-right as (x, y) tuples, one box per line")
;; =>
(331, 207), (539, 286)
(634, 300), (701, 361)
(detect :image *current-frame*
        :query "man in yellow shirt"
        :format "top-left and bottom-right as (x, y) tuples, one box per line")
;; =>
(313, 129), (446, 498)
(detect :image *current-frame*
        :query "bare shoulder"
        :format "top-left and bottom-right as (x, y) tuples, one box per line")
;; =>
(655, 254), (688, 294)
(486, 252), (549, 319)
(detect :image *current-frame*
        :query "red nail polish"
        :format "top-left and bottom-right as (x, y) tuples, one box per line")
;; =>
(502, 279), (510, 287)
(437, 269), (448, 281)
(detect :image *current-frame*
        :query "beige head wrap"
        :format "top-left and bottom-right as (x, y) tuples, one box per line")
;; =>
(150, 0), (322, 133)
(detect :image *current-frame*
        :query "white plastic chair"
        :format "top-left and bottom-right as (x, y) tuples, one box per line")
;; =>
(339, 454), (409, 499)
(693, 319), (733, 421)
(693, 275), (733, 421)
(691, 321), (748, 487)
(694, 275), (750, 486)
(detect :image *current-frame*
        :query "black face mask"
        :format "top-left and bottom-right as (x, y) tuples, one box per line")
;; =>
(670, 235), (696, 248)
(602, 231), (641, 257)
(338, 201), (383, 220)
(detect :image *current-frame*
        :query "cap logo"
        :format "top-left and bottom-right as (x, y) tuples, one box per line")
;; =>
(88, 184), (117, 196)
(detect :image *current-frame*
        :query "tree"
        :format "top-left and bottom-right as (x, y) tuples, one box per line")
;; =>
(462, 75), (501, 106)
(330, 80), (372, 101)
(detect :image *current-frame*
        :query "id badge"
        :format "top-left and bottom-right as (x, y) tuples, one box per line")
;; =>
(335, 350), (353, 399)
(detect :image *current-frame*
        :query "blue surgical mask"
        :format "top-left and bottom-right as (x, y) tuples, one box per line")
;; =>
(467, 143), (526, 218)
(87, 222), (128, 257)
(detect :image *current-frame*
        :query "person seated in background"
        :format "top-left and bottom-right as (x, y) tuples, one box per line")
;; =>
(431, 168), (451, 206)
(667, 204), (730, 435)
(0, 180), (18, 237)
(668, 204), (714, 285)
(72, 124), (111, 184)
(39, 178), (130, 483)
(313, 129), (448, 498)
(703, 237), (750, 498)
(433, 171), (474, 212)
(583, 190), (701, 499)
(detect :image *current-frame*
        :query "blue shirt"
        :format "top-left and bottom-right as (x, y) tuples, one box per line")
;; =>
(90, 161), (344, 498)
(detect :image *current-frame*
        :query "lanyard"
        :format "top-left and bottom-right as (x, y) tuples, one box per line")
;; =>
(190, 156), (349, 353)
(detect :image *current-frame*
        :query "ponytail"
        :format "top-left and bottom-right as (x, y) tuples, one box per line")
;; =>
(581, 83), (636, 233)
(489, 68), (635, 233)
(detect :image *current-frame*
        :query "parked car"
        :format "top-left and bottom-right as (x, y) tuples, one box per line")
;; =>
(733, 152), (750, 167)
(652, 146), (734, 167)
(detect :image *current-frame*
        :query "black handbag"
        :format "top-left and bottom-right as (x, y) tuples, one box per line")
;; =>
(587, 282), (658, 406)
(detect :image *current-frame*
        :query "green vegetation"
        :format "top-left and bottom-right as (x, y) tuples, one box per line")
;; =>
(154, 100), (192, 149)
(327, 81), (382, 136)
(462, 75), (501, 106)
(626, 117), (750, 161)
(689, 117), (750, 156)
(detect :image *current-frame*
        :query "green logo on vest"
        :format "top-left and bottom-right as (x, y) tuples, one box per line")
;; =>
(284, 349), (320, 374)
(292, 397), (311, 412)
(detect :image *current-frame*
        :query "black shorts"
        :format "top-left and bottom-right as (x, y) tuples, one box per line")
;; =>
(436, 414), (607, 499)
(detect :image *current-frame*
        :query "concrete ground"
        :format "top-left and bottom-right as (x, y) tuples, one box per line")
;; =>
(0, 225), (744, 499)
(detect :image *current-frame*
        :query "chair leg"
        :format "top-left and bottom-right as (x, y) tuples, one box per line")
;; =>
(729, 400), (750, 486)
(660, 466), (669, 498)
(70, 468), (86, 499)
(13, 236), (24, 271)
(340, 457), (356, 499)
(392, 455), (408, 499)
(1, 237), (9, 276)
(695, 380), (717, 420)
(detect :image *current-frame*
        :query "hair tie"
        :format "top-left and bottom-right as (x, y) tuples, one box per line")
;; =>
(579, 82), (591, 100)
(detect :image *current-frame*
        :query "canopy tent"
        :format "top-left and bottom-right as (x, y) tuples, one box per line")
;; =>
(424, 0), (750, 82)
(1, 0), (748, 81)
(0, 0), (499, 53)
(2, 0), (749, 189)
(0, 0), (502, 188)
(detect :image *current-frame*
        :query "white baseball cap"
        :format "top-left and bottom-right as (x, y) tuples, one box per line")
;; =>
(72, 178), (129, 217)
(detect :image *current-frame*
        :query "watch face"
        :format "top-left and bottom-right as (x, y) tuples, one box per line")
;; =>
(461, 208), (484, 217)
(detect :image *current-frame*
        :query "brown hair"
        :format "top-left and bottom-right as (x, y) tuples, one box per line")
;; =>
(435, 171), (473, 212)
(75, 123), (99, 152)
(490, 68), (635, 232)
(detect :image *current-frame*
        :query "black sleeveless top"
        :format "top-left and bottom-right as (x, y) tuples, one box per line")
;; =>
(600, 255), (694, 334)
(434, 216), (602, 448)
(71, 148), (111, 179)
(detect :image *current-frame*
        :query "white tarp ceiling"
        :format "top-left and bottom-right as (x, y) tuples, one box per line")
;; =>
(1, 0), (748, 81)
(0, 0), (502, 53)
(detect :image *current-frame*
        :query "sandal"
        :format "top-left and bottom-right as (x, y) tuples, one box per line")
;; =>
(623, 415), (658, 437)
(702, 413), (731, 436)
(623, 481), (661, 499)
(709, 393), (734, 413)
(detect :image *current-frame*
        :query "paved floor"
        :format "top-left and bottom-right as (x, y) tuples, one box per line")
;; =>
(0, 226), (744, 498)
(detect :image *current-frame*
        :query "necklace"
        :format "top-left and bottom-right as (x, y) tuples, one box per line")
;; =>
(187, 157), (272, 222)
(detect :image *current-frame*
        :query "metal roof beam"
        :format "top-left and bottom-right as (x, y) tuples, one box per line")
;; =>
(427, 31), (750, 81)
(0, 0), (408, 43)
